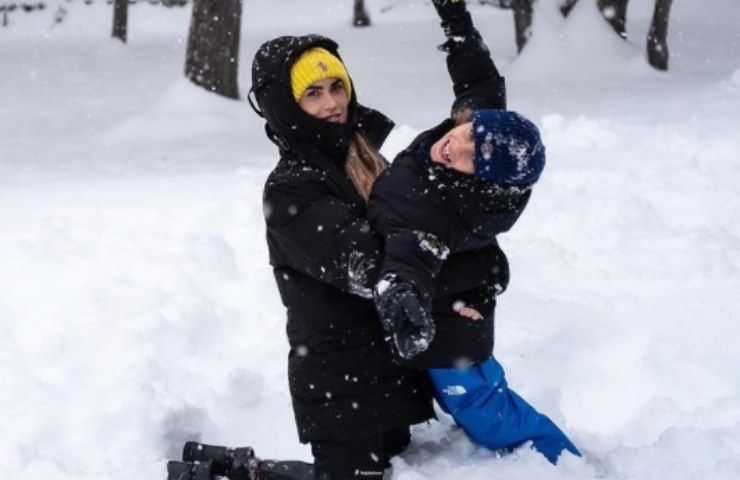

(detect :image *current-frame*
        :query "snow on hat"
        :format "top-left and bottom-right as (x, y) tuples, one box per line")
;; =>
(290, 47), (352, 102)
(472, 110), (545, 186)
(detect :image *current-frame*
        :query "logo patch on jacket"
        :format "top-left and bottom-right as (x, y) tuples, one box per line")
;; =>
(442, 385), (467, 396)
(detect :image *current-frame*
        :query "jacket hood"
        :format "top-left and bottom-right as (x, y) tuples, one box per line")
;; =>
(250, 35), (393, 161)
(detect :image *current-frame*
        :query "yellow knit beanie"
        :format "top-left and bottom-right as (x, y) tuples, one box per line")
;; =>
(290, 47), (353, 102)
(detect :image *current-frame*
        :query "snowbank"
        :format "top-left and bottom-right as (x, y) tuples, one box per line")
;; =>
(2, 1), (739, 479)
(732, 67), (740, 86)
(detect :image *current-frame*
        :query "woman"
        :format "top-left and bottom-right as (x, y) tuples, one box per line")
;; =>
(251, 36), (432, 480)
(170, 34), (426, 479)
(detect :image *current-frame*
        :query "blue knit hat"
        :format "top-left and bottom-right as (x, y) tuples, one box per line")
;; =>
(472, 110), (545, 186)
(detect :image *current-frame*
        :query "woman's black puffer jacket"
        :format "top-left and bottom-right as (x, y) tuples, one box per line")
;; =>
(254, 35), (433, 443)
(253, 24), (507, 443)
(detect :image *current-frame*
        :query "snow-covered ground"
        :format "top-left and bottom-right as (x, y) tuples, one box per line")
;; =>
(1, 1), (739, 479)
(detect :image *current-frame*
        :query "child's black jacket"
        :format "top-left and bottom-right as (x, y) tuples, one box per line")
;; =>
(367, 11), (536, 367)
(368, 120), (533, 367)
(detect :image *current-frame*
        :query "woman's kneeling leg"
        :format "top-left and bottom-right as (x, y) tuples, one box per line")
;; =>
(311, 435), (386, 479)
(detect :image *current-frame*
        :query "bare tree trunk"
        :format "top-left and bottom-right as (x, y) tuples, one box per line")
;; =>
(353, 0), (370, 27)
(513, 0), (533, 53)
(112, 0), (128, 43)
(185, 0), (243, 99)
(597, 0), (628, 39)
(647, 0), (673, 70)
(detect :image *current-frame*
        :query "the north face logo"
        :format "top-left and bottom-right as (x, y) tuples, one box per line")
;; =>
(442, 385), (467, 396)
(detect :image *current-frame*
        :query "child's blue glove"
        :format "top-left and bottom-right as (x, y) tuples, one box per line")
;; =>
(374, 274), (436, 360)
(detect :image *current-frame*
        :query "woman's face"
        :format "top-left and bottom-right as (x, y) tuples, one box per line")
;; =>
(297, 77), (349, 124)
(430, 122), (475, 174)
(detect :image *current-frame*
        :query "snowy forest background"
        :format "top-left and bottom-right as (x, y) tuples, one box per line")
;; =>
(1, 0), (739, 479)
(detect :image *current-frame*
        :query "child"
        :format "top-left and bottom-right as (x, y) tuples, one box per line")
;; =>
(368, 0), (581, 465)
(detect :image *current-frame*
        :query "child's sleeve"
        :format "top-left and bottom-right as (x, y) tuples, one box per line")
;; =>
(368, 160), (459, 360)
(368, 160), (459, 301)
(433, 1), (507, 118)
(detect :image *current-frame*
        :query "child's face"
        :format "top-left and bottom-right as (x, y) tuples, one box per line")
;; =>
(429, 122), (475, 174)
(297, 77), (349, 124)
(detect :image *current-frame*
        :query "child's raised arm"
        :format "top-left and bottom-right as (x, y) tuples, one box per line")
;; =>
(432, 0), (506, 120)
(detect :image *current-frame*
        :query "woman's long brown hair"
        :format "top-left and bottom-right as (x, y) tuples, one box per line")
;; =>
(345, 131), (387, 201)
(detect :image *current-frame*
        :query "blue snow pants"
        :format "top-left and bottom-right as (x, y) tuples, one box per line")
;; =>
(428, 356), (581, 464)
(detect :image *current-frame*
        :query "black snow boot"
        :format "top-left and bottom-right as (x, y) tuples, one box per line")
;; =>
(182, 441), (256, 479)
(166, 460), (212, 480)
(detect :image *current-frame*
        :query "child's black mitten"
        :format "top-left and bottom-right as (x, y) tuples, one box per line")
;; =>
(374, 274), (436, 360)
(432, 0), (475, 37)
(432, 0), (468, 19)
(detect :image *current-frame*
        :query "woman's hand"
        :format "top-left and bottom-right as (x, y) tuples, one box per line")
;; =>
(453, 300), (483, 320)
(458, 306), (483, 320)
